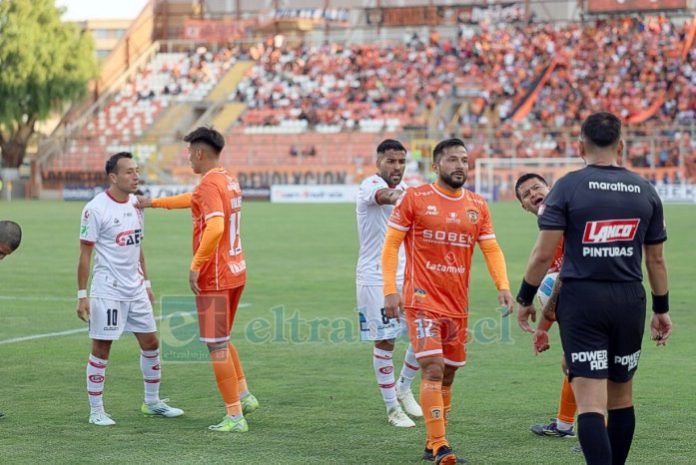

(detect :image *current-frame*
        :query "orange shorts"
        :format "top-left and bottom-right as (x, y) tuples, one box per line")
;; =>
(405, 308), (468, 367)
(195, 285), (245, 343)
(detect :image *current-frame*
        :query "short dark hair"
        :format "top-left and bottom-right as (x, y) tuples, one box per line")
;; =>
(514, 173), (548, 201)
(0, 220), (22, 252)
(581, 112), (622, 148)
(105, 152), (133, 175)
(433, 138), (467, 163)
(184, 127), (225, 154)
(376, 139), (406, 155)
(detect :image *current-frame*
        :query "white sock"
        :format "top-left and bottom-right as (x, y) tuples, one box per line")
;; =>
(373, 347), (398, 409)
(87, 354), (108, 413)
(396, 344), (419, 392)
(140, 349), (161, 405)
(557, 419), (574, 431)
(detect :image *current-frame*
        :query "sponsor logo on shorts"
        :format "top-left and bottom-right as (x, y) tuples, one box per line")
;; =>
(89, 375), (105, 383)
(582, 219), (640, 244)
(588, 181), (641, 193)
(571, 349), (608, 371)
(614, 350), (641, 371)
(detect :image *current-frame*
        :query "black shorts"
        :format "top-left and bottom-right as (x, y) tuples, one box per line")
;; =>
(556, 280), (646, 383)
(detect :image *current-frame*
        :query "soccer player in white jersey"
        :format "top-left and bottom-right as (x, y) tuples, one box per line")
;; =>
(76, 152), (183, 426)
(356, 139), (422, 427)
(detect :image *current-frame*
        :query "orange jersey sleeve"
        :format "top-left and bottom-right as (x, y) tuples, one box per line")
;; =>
(548, 237), (564, 273)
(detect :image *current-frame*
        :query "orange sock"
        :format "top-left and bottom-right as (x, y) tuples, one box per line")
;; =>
(442, 385), (452, 426)
(228, 343), (249, 395)
(557, 376), (577, 425)
(210, 347), (241, 417)
(421, 379), (447, 452)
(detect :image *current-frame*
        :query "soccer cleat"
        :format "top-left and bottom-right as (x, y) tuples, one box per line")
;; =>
(89, 411), (116, 426)
(387, 405), (416, 428)
(434, 445), (462, 465)
(141, 399), (184, 418)
(530, 419), (576, 438)
(397, 389), (423, 417)
(0, 411), (5, 419)
(423, 447), (468, 463)
(208, 415), (249, 433)
(241, 393), (259, 415)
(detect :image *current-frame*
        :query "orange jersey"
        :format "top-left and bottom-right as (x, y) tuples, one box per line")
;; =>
(191, 168), (246, 291)
(388, 184), (496, 318)
(548, 237), (564, 273)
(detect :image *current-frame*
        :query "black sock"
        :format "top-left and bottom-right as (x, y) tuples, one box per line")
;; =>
(607, 406), (635, 465)
(577, 412), (611, 465)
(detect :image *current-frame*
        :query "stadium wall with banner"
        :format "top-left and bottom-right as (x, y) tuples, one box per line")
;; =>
(586, 0), (688, 13)
(655, 183), (696, 203)
(271, 185), (358, 203)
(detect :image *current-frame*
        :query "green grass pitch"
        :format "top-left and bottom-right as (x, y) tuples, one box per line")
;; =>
(0, 200), (693, 464)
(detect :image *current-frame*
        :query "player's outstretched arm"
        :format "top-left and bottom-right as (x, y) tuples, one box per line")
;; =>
(375, 188), (405, 206)
(136, 192), (193, 210)
(381, 226), (406, 320)
(76, 242), (93, 322)
(516, 230), (563, 333)
(644, 243), (672, 346)
(541, 277), (562, 322)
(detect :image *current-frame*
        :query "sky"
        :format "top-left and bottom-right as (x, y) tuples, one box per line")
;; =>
(55, 0), (149, 21)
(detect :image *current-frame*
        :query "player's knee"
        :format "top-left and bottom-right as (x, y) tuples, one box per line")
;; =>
(91, 339), (113, 359)
(442, 366), (458, 386)
(207, 342), (227, 355)
(421, 360), (445, 381)
(607, 380), (633, 409)
(374, 339), (395, 351)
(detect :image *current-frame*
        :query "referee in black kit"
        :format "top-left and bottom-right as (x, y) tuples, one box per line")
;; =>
(515, 112), (672, 465)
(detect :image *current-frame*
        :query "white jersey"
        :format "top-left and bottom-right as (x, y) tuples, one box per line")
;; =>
(356, 174), (406, 286)
(79, 192), (147, 300)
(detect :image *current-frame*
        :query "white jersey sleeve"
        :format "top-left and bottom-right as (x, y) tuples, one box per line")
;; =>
(80, 204), (101, 245)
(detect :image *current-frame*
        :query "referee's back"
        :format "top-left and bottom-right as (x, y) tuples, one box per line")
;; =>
(538, 164), (667, 282)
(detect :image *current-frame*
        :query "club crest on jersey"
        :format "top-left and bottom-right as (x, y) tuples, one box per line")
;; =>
(426, 205), (439, 216)
(115, 229), (143, 246)
(466, 209), (479, 224)
(582, 219), (640, 244)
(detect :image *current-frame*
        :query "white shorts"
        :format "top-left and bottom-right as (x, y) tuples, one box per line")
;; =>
(89, 296), (157, 341)
(357, 284), (407, 341)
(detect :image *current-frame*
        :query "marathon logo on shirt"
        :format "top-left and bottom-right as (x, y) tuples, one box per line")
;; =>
(571, 350), (608, 371)
(582, 219), (640, 244)
(588, 181), (641, 193)
(423, 230), (475, 248)
(115, 229), (143, 247)
(614, 350), (641, 371)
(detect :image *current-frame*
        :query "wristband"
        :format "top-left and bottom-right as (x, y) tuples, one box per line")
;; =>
(77, 289), (88, 299)
(651, 291), (669, 314)
(516, 278), (540, 306)
(144, 280), (152, 289)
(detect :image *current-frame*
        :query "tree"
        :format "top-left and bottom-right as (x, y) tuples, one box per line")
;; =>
(0, 0), (97, 169)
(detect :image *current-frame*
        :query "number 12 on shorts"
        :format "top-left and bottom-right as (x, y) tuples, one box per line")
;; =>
(415, 318), (434, 339)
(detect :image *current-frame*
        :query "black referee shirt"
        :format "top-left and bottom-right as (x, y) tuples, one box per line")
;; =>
(538, 165), (667, 282)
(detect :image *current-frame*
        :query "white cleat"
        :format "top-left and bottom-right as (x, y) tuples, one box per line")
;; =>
(387, 405), (416, 428)
(397, 389), (423, 418)
(141, 399), (184, 418)
(89, 411), (116, 426)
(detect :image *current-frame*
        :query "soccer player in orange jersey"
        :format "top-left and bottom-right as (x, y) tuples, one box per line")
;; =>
(382, 138), (514, 464)
(0, 220), (22, 420)
(515, 173), (578, 439)
(138, 127), (257, 432)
